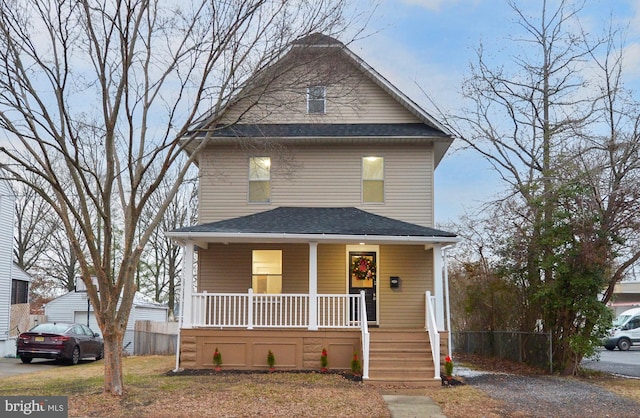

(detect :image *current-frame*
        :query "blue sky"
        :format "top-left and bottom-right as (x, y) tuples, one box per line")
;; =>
(349, 0), (640, 225)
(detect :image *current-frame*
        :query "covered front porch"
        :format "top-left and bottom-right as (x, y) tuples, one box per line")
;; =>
(168, 207), (457, 384)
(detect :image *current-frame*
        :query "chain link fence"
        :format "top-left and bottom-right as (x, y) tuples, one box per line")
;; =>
(453, 331), (552, 372)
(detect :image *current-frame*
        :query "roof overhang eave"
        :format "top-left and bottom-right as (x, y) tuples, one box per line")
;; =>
(165, 231), (459, 247)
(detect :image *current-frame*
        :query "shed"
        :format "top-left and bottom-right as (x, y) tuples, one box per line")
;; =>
(44, 290), (169, 354)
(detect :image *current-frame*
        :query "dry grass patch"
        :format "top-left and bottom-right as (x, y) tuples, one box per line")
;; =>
(424, 384), (507, 418)
(586, 374), (640, 403)
(3, 354), (638, 417)
(0, 356), (389, 417)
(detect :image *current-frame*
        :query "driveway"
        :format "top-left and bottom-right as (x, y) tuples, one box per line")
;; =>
(0, 357), (60, 379)
(582, 347), (640, 378)
(465, 371), (640, 417)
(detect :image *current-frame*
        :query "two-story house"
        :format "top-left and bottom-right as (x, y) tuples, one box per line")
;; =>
(167, 34), (457, 386)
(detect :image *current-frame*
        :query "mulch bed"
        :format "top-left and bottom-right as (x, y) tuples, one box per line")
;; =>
(166, 368), (364, 382)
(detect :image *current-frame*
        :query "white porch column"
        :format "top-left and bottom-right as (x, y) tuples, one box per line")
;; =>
(433, 245), (445, 331)
(181, 241), (195, 329)
(308, 241), (318, 330)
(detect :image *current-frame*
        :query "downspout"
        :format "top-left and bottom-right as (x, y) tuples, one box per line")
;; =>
(442, 245), (454, 358)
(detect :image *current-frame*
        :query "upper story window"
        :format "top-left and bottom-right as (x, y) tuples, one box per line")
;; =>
(249, 156), (271, 203)
(307, 86), (326, 114)
(362, 156), (384, 203)
(252, 250), (282, 294)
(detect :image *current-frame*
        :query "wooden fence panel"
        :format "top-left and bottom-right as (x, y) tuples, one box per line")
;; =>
(9, 304), (36, 337)
(134, 320), (179, 355)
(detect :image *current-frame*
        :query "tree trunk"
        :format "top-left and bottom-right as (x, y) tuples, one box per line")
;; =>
(102, 328), (125, 395)
(561, 351), (582, 376)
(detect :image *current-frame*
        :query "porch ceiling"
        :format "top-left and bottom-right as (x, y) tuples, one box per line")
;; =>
(166, 207), (458, 247)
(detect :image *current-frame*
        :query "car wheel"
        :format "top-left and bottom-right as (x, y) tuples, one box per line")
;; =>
(604, 344), (615, 351)
(20, 356), (32, 364)
(96, 345), (104, 360)
(618, 338), (631, 351)
(69, 346), (80, 365)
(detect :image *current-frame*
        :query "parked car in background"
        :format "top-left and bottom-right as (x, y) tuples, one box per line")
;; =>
(16, 322), (104, 365)
(603, 307), (640, 351)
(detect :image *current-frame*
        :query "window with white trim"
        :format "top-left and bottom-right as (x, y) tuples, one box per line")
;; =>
(249, 156), (271, 202)
(252, 250), (282, 294)
(362, 156), (384, 203)
(307, 86), (326, 114)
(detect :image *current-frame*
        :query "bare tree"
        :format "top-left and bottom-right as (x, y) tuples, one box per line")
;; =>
(445, 212), (524, 333)
(582, 27), (640, 302)
(451, 0), (599, 333)
(438, 0), (640, 374)
(14, 172), (79, 309)
(13, 174), (55, 272)
(0, 0), (361, 395)
(137, 170), (197, 318)
(43, 220), (81, 292)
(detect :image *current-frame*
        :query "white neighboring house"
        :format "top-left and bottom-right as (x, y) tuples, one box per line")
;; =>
(0, 179), (17, 358)
(44, 284), (169, 355)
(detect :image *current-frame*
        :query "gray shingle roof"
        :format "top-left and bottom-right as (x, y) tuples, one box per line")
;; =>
(199, 123), (448, 139)
(292, 33), (342, 46)
(172, 207), (455, 238)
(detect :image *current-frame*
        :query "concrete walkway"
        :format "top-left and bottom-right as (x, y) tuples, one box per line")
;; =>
(383, 395), (446, 418)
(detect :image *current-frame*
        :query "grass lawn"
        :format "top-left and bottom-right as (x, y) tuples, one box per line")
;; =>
(2, 355), (639, 417)
(0, 356), (390, 417)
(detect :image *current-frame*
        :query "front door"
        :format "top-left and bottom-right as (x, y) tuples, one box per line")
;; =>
(349, 251), (377, 323)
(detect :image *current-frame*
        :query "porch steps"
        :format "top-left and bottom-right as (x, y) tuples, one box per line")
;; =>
(366, 329), (439, 387)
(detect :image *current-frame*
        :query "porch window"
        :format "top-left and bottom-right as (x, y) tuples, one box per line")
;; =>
(362, 156), (384, 203)
(252, 250), (282, 294)
(307, 86), (326, 114)
(249, 156), (271, 202)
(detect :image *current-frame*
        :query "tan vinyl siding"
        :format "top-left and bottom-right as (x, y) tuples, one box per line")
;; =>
(220, 57), (420, 125)
(199, 244), (308, 293)
(199, 143), (434, 227)
(317, 244), (346, 294)
(378, 245), (433, 328)
(199, 243), (346, 295)
(198, 244), (252, 293)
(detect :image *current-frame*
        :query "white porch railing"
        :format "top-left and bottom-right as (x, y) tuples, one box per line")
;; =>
(425, 290), (441, 380)
(191, 289), (365, 329)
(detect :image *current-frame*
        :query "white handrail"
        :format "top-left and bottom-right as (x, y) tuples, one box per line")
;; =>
(359, 290), (369, 380)
(425, 291), (440, 380)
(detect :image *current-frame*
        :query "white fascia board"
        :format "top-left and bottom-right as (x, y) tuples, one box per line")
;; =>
(165, 231), (459, 246)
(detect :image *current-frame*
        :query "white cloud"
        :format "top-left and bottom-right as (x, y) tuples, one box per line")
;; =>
(622, 42), (640, 80)
(399, 0), (461, 12)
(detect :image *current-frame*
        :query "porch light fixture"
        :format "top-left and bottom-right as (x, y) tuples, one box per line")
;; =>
(359, 242), (365, 245)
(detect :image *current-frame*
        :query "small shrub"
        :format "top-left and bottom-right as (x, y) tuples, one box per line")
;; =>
(267, 350), (275, 370)
(444, 356), (453, 376)
(213, 348), (222, 369)
(350, 352), (361, 375)
(320, 348), (328, 371)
